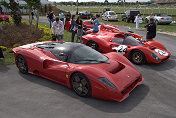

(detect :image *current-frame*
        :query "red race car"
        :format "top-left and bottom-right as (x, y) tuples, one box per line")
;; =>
(82, 29), (171, 64)
(13, 41), (144, 102)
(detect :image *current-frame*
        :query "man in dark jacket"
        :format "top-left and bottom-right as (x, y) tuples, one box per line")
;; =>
(145, 18), (156, 42)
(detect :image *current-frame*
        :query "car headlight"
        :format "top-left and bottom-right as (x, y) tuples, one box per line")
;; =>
(98, 77), (117, 90)
(151, 52), (161, 61)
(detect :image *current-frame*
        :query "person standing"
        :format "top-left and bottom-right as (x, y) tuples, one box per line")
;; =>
(145, 18), (156, 42)
(134, 14), (143, 29)
(49, 11), (55, 28)
(34, 8), (38, 19)
(59, 12), (64, 25)
(0, 47), (4, 60)
(76, 16), (83, 43)
(92, 14), (100, 33)
(70, 15), (77, 42)
(52, 17), (64, 41)
(31, 10), (34, 20)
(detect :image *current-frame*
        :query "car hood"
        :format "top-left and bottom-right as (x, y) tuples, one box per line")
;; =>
(144, 40), (166, 50)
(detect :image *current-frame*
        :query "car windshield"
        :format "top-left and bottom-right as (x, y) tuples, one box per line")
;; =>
(112, 37), (124, 44)
(159, 14), (167, 16)
(123, 36), (144, 46)
(130, 11), (140, 15)
(109, 12), (116, 15)
(69, 46), (109, 64)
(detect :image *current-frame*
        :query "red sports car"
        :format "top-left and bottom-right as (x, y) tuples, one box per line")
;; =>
(13, 41), (144, 102)
(82, 30), (171, 64)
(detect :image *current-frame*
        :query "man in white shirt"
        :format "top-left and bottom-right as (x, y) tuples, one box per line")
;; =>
(52, 17), (64, 41)
(134, 14), (143, 29)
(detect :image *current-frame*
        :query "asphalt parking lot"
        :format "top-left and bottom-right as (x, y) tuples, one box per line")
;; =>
(0, 16), (176, 118)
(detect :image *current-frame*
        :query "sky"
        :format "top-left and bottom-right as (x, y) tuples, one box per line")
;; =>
(49, 0), (149, 2)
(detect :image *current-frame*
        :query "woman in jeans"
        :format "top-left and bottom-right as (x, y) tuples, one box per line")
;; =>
(76, 16), (83, 43)
(70, 15), (77, 42)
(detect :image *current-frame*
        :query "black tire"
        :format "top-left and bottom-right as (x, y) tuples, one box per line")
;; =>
(71, 72), (92, 97)
(86, 41), (99, 51)
(126, 18), (130, 23)
(16, 55), (28, 74)
(130, 50), (145, 65)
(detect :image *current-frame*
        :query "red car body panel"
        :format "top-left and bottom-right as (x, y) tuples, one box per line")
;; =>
(82, 28), (171, 64)
(13, 41), (144, 102)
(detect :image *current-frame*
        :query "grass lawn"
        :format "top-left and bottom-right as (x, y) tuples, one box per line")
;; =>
(100, 18), (176, 33)
(0, 53), (15, 65)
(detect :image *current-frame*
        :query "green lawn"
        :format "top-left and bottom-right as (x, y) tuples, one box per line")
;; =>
(0, 53), (15, 65)
(57, 5), (176, 21)
(100, 18), (176, 33)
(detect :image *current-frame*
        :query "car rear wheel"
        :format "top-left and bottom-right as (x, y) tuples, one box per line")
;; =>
(16, 55), (28, 74)
(131, 50), (145, 65)
(71, 72), (91, 97)
(86, 41), (99, 51)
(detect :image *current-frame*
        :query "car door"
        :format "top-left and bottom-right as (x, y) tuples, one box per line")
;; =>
(41, 51), (69, 84)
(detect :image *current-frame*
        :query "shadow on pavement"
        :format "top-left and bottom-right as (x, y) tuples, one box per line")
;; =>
(19, 72), (149, 113)
(0, 65), (10, 73)
(137, 55), (176, 71)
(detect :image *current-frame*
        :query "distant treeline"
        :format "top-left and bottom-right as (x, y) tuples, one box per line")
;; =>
(56, 2), (176, 6)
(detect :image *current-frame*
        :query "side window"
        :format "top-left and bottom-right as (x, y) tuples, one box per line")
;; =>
(50, 50), (68, 62)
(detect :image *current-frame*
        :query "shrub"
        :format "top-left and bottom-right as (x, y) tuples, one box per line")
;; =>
(13, 44), (21, 48)
(38, 35), (51, 41)
(0, 46), (7, 51)
(7, 48), (13, 53)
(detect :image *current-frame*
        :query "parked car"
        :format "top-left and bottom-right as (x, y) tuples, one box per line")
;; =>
(13, 41), (144, 102)
(0, 15), (11, 23)
(82, 27), (171, 65)
(102, 11), (118, 21)
(78, 11), (92, 19)
(83, 20), (105, 29)
(121, 10), (141, 23)
(145, 13), (172, 25)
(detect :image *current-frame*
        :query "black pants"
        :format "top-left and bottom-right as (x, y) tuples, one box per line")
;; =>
(71, 30), (76, 42)
(0, 48), (4, 58)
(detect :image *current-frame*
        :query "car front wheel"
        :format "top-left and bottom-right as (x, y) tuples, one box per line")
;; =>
(71, 72), (92, 97)
(131, 50), (145, 65)
(16, 55), (28, 74)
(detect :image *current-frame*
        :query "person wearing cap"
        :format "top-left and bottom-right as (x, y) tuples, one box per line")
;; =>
(145, 18), (156, 42)
(134, 14), (143, 29)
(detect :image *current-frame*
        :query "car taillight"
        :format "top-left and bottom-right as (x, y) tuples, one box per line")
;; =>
(160, 18), (164, 19)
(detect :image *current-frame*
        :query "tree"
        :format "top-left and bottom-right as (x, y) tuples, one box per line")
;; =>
(44, 4), (47, 14)
(48, 4), (52, 12)
(9, 0), (22, 26)
(23, 0), (41, 32)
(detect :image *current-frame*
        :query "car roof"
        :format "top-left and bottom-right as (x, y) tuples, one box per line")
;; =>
(36, 42), (83, 54)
